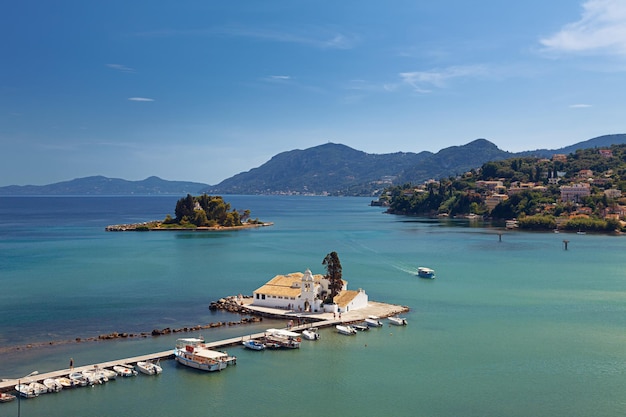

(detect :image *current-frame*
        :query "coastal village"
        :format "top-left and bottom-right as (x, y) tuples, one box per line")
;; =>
(380, 147), (626, 231)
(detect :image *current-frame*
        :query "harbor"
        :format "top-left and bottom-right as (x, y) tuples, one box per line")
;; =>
(0, 300), (408, 394)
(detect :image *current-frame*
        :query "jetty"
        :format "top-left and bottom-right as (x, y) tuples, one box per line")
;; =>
(0, 301), (408, 393)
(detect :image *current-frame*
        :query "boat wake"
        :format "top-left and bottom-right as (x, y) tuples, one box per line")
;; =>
(392, 263), (419, 275)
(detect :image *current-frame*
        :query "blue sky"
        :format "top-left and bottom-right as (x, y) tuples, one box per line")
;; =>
(2, 0), (626, 186)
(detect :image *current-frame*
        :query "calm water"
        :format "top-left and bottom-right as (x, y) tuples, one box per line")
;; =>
(1, 196), (626, 416)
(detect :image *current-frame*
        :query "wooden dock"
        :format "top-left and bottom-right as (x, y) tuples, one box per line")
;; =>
(0, 320), (338, 393)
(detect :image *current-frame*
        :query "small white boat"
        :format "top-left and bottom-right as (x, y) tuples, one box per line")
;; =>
(99, 368), (118, 380)
(55, 377), (75, 388)
(174, 338), (235, 371)
(68, 372), (89, 386)
(136, 360), (163, 375)
(43, 378), (63, 392)
(263, 329), (302, 349)
(336, 325), (357, 335)
(0, 392), (16, 403)
(242, 340), (266, 350)
(365, 317), (383, 327)
(82, 369), (108, 385)
(14, 384), (38, 398)
(301, 328), (320, 340)
(29, 382), (49, 395)
(417, 267), (435, 279)
(113, 365), (138, 377)
(352, 323), (369, 332)
(388, 316), (408, 326)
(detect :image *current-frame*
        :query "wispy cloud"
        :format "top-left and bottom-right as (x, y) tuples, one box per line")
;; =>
(134, 25), (358, 50)
(540, 0), (626, 56)
(399, 65), (489, 93)
(128, 97), (155, 102)
(107, 63), (135, 73)
(569, 103), (593, 108)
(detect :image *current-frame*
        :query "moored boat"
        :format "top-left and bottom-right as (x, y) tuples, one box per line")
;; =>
(55, 377), (75, 388)
(43, 378), (63, 392)
(352, 323), (369, 331)
(29, 382), (49, 395)
(174, 338), (235, 371)
(388, 316), (408, 326)
(113, 365), (138, 377)
(135, 360), (163, 375)
(263, 329), (302, 349)
(0, 392), (16, 403)
(68, 372), (89, 386)
(365, 317), (383, 327)
(242, 340), (266, 350)
(14, 384), (38, 398)
(417, 267), (435, 279)
(301, 328), (320, 340)
(336, 324), (357, 335)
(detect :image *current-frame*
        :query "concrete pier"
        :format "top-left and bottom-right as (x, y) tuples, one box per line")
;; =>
(0, 301), (408, 393)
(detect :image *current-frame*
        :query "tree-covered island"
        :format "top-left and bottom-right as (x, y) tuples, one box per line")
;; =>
(106, 194), (271, 231)
(380, 144), (626, 233)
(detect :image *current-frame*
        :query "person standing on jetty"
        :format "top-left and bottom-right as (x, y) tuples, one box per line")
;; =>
(69, 358), (74, 370)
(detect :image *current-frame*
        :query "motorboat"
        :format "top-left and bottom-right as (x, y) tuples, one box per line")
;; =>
(336, 325), (357, 335)
(0, 392), (16, 403)
(29, 382), (49, 395)
(365, 317), (383, 327)
(14, 384), (38, 398)
(301, 328), (320, 340)
(113, 365), (138, 377)
(174, 338), (234, 371)
(82, 369), (108, 385)
(55, 377), (75, 388)
(43, 378), (63, 392)
(68, 372), (89, 386)
(242, 340), (266, 350)
(417, 267), (435, 279)
(98, 368), (118, 380)
(388, 316), (408, 326)
(352, 323), (369, 332)
(135, 360), (163, 375)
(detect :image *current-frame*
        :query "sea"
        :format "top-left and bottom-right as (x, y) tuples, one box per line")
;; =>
(1, 195), (626, 417)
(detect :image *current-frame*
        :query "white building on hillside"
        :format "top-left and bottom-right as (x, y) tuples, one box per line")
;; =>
(252, 269), (368, 313)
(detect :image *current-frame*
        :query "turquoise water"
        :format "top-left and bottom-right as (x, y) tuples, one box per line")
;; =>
(1, 196), (626, 416)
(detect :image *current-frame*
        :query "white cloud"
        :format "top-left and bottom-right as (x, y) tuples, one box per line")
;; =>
(569, 103), (593, 108)
(107, 63), (135, 72)
(540, 0), (626, 56)
(399, 65), (488, 93)
(128, 97), (155, 102)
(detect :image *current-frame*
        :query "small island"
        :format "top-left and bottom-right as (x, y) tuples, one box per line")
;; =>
(106, 194), (272, 231)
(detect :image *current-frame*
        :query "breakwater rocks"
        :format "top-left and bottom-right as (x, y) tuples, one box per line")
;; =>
(209, 295), (255, 314)
(0, 316), (262, 355)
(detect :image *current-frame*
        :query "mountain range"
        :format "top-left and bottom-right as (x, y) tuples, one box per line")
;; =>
(2, 134), (625, 196)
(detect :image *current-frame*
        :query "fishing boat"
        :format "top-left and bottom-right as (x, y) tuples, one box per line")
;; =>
(135, 360), (163, 375)
(0, 392), (16, 403)
(14, 384), (38, 398)
(174, 338), (234, 371)
(242, 340), (266, 350)
(336, 325), (357, 335)
(365, 317), (383, 327)
(264, 329), (302, 349)
(43, 378), (63, 392)
(388, 316), (408, 326)
(417, 267), (435, 279)
(301, 328), (320, 340)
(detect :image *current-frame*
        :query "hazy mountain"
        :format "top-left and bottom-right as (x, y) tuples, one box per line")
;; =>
(3, 134), (626, 196)
(0, 176), (208, 196)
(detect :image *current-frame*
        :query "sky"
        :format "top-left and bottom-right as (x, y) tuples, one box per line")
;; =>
(2, 0), (626, 186)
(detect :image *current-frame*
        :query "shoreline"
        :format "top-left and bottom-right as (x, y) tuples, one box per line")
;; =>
(105, 221), (273, 232)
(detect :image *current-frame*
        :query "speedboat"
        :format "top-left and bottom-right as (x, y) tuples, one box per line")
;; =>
(242, 340), (266, 350)
(388, 316), (408, 326)
(43, 378), (63, 392)
(14, 384), (38, 398)
(301, 328), (320, 340)
(365, 317), (383, 327)
(336, 325), (357, 335)
(113, 365), (138, 377)
(417, 267), (435, 279)
(135, 360), (163, 375)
